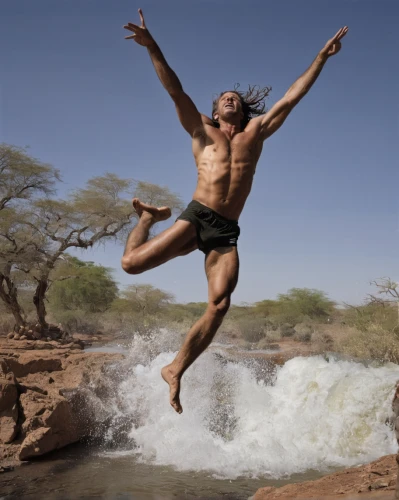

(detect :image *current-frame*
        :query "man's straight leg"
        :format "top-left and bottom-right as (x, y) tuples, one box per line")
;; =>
(161, 246), (239, 413)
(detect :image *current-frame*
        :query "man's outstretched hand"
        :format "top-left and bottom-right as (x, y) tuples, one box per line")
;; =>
(123, 8), (155, 47)
(320, 26), (349, 58)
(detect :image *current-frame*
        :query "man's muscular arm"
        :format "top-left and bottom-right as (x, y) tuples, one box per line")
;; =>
(256, 26), (349, 140)
(124, 9), (205, 137)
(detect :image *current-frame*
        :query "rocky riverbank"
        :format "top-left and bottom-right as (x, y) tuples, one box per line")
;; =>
(1, 333), (398, 500)
(253, 455), (397, 499)
(0, 336), (123, 466)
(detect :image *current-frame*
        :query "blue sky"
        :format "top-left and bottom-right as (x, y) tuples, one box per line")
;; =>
(1, 0), (398, 306)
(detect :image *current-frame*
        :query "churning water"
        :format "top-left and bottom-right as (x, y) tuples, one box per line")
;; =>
(99, 332), (399, 480)
(2, 333), (398, 499)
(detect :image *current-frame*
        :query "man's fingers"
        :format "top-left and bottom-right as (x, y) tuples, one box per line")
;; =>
(138, 8), (146, 27)
(125, 22), (141, 31)
(331, 27), (344, 42)
(337, 26), (349, 40)
(125, 35), (136, 40)
(332, 26), (348, 42)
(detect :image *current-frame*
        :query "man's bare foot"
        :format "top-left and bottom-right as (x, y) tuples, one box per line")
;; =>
(161, 364), (182, 414)
(132, 198), (171, 222)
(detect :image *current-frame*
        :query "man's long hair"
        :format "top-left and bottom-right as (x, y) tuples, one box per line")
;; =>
(212, 83), (272, 130)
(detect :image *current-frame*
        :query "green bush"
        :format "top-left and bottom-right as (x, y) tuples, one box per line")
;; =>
(274, 288), (336, 324)
(48, 259), (118, 313)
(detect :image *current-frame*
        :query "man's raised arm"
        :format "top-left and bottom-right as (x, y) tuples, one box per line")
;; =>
(124, 9), (204, 137)
(257, 26), (349, 140)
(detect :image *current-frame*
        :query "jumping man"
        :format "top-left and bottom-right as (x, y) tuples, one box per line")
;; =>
(122, 9), (348, 413)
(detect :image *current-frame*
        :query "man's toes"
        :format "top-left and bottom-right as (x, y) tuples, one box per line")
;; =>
(171, 401), (183, 414)
(132, 198), (141, 213)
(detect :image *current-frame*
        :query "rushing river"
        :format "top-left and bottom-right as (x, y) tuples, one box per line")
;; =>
(1, 332), (398, 499)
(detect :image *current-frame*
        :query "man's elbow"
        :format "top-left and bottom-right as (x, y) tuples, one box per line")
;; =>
(285, 88), (306, 107)
(282, 94), (298, 109)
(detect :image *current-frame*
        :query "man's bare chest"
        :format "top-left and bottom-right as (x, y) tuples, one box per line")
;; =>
(195, 132), (263, 165)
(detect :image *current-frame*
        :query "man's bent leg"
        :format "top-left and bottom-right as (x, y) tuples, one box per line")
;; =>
(161, 247), (239, 413)
(122, 199), (197, 275)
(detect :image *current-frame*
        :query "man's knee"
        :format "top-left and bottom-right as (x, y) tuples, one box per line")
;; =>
(209, 295), (231, 317)
(121, 255), (145, 275)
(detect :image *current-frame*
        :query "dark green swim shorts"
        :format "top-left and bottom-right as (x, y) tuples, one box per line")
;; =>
(176, 200), (240, 254)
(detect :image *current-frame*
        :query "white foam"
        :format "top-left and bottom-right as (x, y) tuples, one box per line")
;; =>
(106, 334), (399, 479)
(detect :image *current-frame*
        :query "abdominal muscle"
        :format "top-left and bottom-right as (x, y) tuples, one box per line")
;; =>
(192, 159), (255, 221)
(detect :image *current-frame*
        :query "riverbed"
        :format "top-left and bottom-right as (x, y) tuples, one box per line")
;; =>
(1, 335), (398, 499)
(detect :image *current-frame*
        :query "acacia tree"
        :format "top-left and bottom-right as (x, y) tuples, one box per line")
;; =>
(0, 144), (59, 211)
(1, 172), (183, 328)
(26, 174), (182, 327)
(367, 278), (399, 328)
(0, 144), (58, 326)
(367, 278), (399, 306)
(276, 288), (336, 322)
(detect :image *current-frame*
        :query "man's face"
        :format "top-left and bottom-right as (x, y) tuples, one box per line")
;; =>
(214, 92), (244, 122)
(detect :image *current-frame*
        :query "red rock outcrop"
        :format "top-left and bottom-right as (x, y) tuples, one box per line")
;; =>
(0, 339), (123, 466)
(254, 455), (397, 499)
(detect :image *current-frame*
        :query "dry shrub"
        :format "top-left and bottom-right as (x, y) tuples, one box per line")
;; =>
(264, 329), (281, 342)
(52, 310), (103, 334)
(337, 324), (399, 363)
(279, 323), (295, 337)
(294, 331), (312, 342)
(294, 323), (313, 342)
(311, 331), (335, 353)
(236, 317), (268, 343)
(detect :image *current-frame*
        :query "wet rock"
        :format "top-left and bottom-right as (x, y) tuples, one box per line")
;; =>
(0, 404), (18, 444)
(19, 427), (53, 460)
(0, 377), (18, 412)
(18, 392), (79, 459)
(0, 359), (8, 375)
(0, 377), (19, 445)
(0, 464), (14, 473)
(0, 342), (124, 466)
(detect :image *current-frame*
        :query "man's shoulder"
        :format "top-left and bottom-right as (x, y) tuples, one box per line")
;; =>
(201, 114), (216, 128)
(244, 116), (263, 133)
